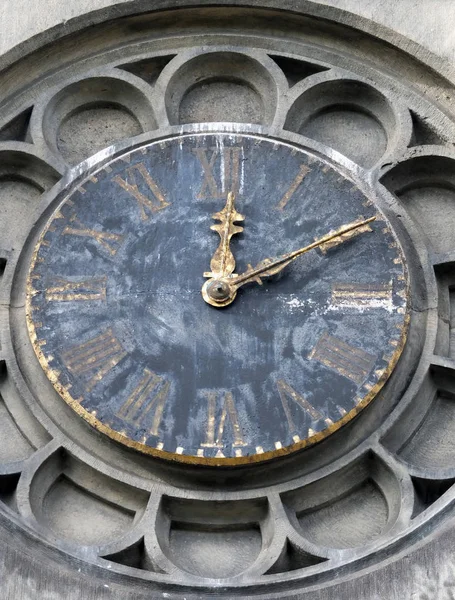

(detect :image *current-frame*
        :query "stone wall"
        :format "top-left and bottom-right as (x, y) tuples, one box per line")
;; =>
(1, 0), (455, 62)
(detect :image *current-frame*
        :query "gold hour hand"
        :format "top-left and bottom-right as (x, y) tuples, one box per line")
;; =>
(204, 191), (245, 279)
(202, 216), (376, 307)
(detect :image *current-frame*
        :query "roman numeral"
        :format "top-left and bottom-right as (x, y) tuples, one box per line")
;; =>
(61, 328), (127, 393)
(113, 162), (170, 220)
(45, 276), (107, 302)
(117, 368), (170, 436)
(309, 331), (376, 385)
(277, 379), (332, 434)
(276, 164), (311, 210)
(331, 281), (393, 310)
(63, 218), (124, 256)
(201, 390), (246, 452)
(193, 147), (242, 199)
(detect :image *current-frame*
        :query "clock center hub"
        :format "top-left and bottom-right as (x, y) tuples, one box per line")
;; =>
(206, 279), (231, 301)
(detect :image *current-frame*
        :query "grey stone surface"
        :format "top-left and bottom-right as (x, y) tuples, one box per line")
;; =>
(0, 0), (454, 65)
(0, 0), (454, 63)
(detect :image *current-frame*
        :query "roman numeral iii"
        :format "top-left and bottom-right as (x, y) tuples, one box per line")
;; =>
(331, 281), (393, 309)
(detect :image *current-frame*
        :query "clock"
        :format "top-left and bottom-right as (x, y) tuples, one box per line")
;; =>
(2, 4), (455, 596)
(26, 132), (408, 464)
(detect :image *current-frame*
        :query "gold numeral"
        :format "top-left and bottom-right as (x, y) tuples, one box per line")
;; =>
(277, 379), (331, 433)
(61, 328), (127, 392)
(45, 276), (107, 302)
(276, 164), (311, 210)
(117, 368), (170, 436)
(113, 162), (170, 220)
(331, 281), (393, 309)
(201, 390), (246, 449)
(63, 218), (124, 256)
(309, 331), (376, 385)
(193, 147), (242, 199)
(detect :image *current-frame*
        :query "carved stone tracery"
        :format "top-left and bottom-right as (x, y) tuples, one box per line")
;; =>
(0, 6), (455, 598)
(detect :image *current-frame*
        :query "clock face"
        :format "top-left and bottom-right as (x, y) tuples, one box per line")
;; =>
(26, 133), (408, 464)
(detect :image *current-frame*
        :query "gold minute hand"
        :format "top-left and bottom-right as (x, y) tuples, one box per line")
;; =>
(233, 216), (376, 288)
(202, 216), (376, 307)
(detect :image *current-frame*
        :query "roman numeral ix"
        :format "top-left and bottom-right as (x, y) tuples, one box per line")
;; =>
(45, 276), (107, 302)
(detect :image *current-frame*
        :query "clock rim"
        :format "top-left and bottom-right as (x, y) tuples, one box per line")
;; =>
(24, 125), (411, 466)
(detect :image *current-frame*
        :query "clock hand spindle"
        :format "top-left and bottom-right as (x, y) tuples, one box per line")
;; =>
(202, 216), (376, 307)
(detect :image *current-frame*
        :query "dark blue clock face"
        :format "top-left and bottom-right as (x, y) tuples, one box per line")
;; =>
(27, 133), (408, 464)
